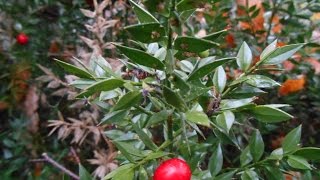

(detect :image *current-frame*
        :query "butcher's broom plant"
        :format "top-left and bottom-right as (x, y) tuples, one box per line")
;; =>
(55, 0), (319, 179)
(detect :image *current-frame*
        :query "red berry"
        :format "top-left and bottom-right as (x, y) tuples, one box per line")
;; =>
(16, 33), (29, 45)
(153, 158), (192, 180)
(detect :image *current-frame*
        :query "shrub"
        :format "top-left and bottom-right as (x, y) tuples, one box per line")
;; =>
(55, 0), (320, 179)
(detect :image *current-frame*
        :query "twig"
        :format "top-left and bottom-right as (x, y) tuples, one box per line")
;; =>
(70, 147), (80, 164)
(264, 0), (279, 46)
(41, 153), (80, 180)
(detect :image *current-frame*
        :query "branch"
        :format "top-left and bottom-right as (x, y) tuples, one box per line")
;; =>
(41, 153), (80, 180)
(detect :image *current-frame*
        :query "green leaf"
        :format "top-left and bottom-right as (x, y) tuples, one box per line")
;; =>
(132, 123), (158, 151)
(249, 129), (264, 162)
(113, 91), (142, 111)
(115, 44), (165, 70)
(138, 166), (148, 180)
(179, 60), (194, 73)
(79, 164), (93, 180)
(208, 143), (223, 176)
(287, 155), (312, 170)
(145, 151), (169, 160)
(264, 166), (284, 180)
(220, 98), (254, 110)
(228, 86), (266, 98)
(282, 125), (302, 153)
(70, 79), (96, 89)
(269, 148), (284, 160)
(216, 111), (235, 133)
(146, 110), (170, 127)
(203, 29), (228, 41)
(213, 66), (227, 93)
(163, 86), (187, 111)
(240, 146), (253, 167)
(113, 141), (145, 160)
(262, 43), (305, 64)
(293, 147), (320, 161)
(179, 9), (196, 23)
(54, 59), (94, 79)
(185, 111), (210, 127)
(241, 170), (259, 180)
(260, 39), (277, 60)
(215, 170), (236, 180)
(100, 110), (129, 125)
(99, 90), (120, 101)
(245, 75), (280, 88)
(188, 57), (234, 81)
(125, 23), (165, 43)
(251, 105), (293, 123)
(103, 163), (135, 180)
(176, 0), (212, 12)
(129, 0), (158, 23)
(174, 36), (219, 53)
(76, 79), (124, 98)
(237, 41), (252, 71)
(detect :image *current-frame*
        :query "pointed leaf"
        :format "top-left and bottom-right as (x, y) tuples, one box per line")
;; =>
(220, 98), (254, 110)
(215, 170), (236, 180)
(241, 170), (259, 180)
(115, 44), (164, 70)
(213, 66), (227, 93)
(54, 59), (94, 79)
(245, 75), (280, 88)
(287, 155), (312, 170)
(240, 146), (253, 167)
(293, 147), (320, 161)
(237, 41), (252, 71)
(249, 129), (264, 162)
(138, 166), (148, 180)
(185, 111), (210, 127)
(203, 29), (228, 41)
(188, 57), (234, 80)
(129, 0), (158, 23)
(264, 166), (284, 180)
(262, 43), (305, 64)
(76, 79), (124, 98)
(163, 86), (187, 110)
(208, 143), (223, 176)
(132, 123), (158, 151)
(103, 164), (135, 180)
(113, 91), (142, 111)
(100, 110), (129, 125)
(79, 164), (93, 180)
(216, 111), (235, 133)
(251, 106), (293, 123)
(282, 125), (302, 153)
(260, 39), (277, 60)
(125, 23), (165, 43)
(176, 0), (212, 12)
(174, 36), (219, 53)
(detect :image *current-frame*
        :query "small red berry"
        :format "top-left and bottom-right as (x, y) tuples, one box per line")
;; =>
(16, 33), (29, 45)
(153, 158), (192, 180)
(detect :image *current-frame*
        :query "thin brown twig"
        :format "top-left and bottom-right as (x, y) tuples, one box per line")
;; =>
(70, 147), (81, 164)
(41, 153), (80, 180)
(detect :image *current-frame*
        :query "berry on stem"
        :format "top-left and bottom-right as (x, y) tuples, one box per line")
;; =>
(16, 33), (29, 45)
(153, 158), (191, 180)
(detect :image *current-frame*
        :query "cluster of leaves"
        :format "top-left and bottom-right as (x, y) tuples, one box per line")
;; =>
(56, 0), (320, 179)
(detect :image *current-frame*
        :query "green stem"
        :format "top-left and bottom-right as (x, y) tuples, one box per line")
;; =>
(167, 115), (174, 151)
(134, 106), (153, 116)
(165, 0), (176, 151)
